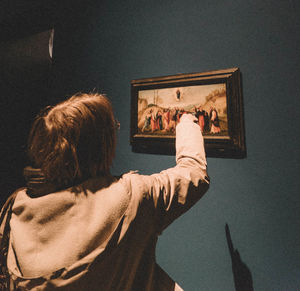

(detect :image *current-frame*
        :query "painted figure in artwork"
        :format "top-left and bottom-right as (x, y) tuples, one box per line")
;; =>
(210, 107), (221, 134)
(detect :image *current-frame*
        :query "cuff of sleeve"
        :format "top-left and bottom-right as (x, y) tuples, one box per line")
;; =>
(175, 116), (207, 167)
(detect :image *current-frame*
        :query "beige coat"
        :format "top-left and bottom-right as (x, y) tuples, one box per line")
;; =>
(7, 115), (209, 290)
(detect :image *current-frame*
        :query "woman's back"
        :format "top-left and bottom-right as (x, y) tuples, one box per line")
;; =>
(0, 93), (209, 290)
(8, 175), (129, 278)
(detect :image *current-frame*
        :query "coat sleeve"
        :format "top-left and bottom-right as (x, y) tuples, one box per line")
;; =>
(123, 114), (210, 232)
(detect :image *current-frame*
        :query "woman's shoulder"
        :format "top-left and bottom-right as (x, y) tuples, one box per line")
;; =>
(0, 188), (26, 215)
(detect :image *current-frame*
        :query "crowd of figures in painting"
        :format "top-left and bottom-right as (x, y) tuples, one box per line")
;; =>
(139, 106), (223, 135)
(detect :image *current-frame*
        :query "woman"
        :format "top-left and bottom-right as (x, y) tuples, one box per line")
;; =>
(210, 107), (221, 134)
(142, 110), (151, 132)
(150, 109), (156, 132)
(197, 106), (205, 132)
(162, 109), (170, 131)
(0, 93), (209, 290)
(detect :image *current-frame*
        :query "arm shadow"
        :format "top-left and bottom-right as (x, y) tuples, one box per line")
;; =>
(225, 223), (254, 291)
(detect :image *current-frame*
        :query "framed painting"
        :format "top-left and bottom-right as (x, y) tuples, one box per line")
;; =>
(130, 67), (246, 158)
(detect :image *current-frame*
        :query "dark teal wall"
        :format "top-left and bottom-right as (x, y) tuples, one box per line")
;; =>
(80, 1), (299, 290)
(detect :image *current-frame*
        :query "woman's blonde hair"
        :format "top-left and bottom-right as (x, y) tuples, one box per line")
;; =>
(27, 93), (116, 186)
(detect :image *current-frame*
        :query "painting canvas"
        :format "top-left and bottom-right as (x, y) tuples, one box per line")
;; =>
(131, 68), (246, 158)
(137, 83), (228, 138)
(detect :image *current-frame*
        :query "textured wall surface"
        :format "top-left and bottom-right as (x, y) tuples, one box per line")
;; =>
(88, 1), (299, 290)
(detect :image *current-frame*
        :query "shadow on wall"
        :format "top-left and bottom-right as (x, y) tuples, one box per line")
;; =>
(225, 224), (254, 291)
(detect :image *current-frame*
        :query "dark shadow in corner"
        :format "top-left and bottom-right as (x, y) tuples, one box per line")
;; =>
(225, 224), (254, 291)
